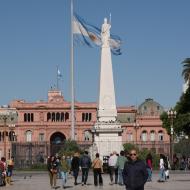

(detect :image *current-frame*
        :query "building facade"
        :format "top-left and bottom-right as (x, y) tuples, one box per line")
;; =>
(0, 90), (170, 164)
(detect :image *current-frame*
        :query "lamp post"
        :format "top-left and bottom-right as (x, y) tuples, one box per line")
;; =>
(167, 109), (177, 164)
(0, 114), (8, 158)
(0, 108), (18, 159)
(133, 122), (140, 144)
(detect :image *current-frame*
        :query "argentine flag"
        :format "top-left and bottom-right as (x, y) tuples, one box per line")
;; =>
(73, 13), (122, 55)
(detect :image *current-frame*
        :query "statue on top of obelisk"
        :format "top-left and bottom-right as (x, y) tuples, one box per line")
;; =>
(101, 18), (111, 47)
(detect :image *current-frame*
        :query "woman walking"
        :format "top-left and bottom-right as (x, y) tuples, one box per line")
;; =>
(91, 153), (103, 186)
(47, 155), (58, 189)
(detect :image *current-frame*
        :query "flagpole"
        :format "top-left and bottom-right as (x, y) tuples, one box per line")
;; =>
(56, 65), (59, 90)
(71, 0), (75, 140)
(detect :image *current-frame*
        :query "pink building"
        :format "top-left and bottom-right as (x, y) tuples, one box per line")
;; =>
(0, 90), (169, 165)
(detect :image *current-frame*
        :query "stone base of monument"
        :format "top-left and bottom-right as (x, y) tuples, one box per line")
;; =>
(91, 121), (123, 160)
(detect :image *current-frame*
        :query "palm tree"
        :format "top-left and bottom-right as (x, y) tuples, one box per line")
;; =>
(182, 58), (190, 82)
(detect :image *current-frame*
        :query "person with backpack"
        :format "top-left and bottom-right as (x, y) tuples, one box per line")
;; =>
(80, 150), (91, 186)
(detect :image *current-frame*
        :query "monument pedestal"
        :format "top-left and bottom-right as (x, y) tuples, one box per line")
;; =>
(92, 122), (123, 159)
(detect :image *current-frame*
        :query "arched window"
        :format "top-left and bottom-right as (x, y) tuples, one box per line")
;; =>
(82, 113), (92, 122)
(24, 113), (34, 122)
(52, 112), (55, 122)
(31, 113), (34, 122)
(85, 113), (88, 122)
(0, 132), (2, 141)
(26, 130), (32, 142)
(56, 112), (60, 122)
(65, 112), (69, 121)
(27, 113), (31, 122)
(89, 113), (92, 121)
(158, 130), (164, 141)
(47, 112), (51, 121)
(82, 113), (85, 122)
(150, 131), (155, 141)
(61, 112), (64, 122)
(141, 131), (147, 141)
(9, 131), (15, 141)
(24, 113), (27, 122)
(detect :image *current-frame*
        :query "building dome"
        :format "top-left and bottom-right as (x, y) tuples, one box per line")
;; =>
(138, 98), (164, 116)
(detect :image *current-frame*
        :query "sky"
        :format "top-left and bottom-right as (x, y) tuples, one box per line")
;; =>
(0, 0), (190, 109)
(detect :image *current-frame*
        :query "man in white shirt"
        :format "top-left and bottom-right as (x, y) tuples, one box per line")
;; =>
(158, 154), (166, 182)
(108, 151), (118, 184)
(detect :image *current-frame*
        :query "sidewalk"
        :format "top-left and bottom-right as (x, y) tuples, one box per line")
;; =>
(1, 171), (190, 190)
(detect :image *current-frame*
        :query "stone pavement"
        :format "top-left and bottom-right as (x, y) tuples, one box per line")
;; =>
(1, 171), (190, 190)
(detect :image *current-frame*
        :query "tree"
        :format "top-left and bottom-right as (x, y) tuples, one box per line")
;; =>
(160, 112), (171, 135)
(175, 71), (190, 136)
(123, 143), (138, 153)
(161, 58), (190, 137)
(174, 138), (190, 156)
(59, 139), (82, 156)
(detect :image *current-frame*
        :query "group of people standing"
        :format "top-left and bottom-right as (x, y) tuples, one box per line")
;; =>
(47, 149), (149, 190)
(47, 151), (92, 189)
(0, 156), (14, 186)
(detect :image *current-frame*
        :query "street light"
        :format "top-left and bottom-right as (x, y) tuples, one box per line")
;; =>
(0, 108), (18, 159)
(133, 121), (140, 144)
(167, 109), (177, 164)
(0, 114), (9, 159)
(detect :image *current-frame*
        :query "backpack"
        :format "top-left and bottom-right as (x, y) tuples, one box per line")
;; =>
(81, 156), (90, 168)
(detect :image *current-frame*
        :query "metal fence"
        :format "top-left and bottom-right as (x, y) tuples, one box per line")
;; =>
(12, 142), (50, 168)
(11, 140), (190, 169)
(11, 141), (93, 168)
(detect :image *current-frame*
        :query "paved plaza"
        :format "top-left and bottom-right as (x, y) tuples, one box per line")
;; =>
(1, 171), (190, 190)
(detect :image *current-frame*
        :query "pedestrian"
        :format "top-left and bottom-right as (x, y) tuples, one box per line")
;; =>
(80, 150), (91, 186)
(123, 149), (148, 190)
(164, 156), (170, 180)
(71, 152), (80, 185)
(6, 156), (14, 185)
(108, 151), (118, 185)
(158, 154), (165, 182)
(91, 153), (103, 186)
(55, 154), (61, 179)
(47, 155), (58, 189)
(116, 150), (127, 185)
(0, 158), (6, 186)
(1, 157), (8, 186)
(60, 155), (70, 189)
(146, 153), (153, 182)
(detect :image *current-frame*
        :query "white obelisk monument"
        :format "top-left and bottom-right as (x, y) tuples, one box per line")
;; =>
(92, 18), (122, 158)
